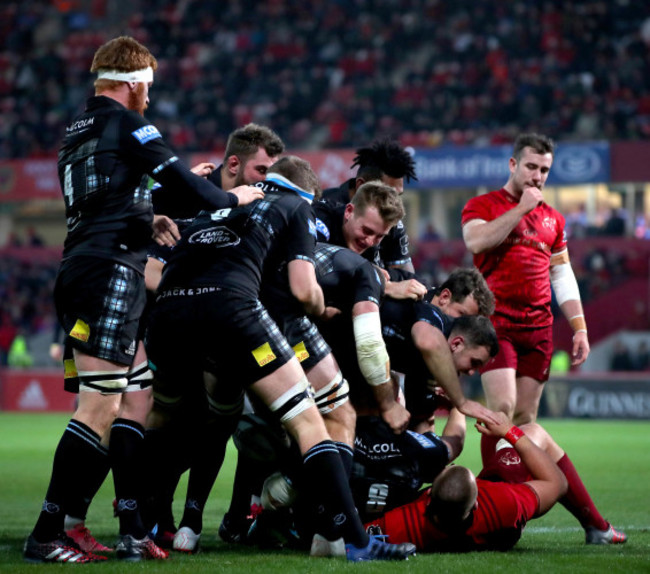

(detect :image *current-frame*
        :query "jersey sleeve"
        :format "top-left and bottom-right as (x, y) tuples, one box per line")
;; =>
(119, 112), (179, 174)
(121, 113), (238, 216)
(471, 480), (539, 550)
(285, 200), (318, 264)
(461, 194), (492, 225)
(413, 301), (449, 333)
(351, 260), (384, 306)
(313, 201), (335, 243)
(550, 210), (568, 254)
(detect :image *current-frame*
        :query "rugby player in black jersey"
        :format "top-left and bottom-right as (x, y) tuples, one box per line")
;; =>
(351, 313), (498, 521)
(141, 124), (284, 552)
(145, 156), (416, 561)
(221, 234), (407, 549)
(380, 268), (497, 432)
(24, 36), (263, 564)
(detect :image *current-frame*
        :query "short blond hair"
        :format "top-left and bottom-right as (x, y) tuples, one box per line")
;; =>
(91, 36), (157, 91)
(351, 181), (405, 226)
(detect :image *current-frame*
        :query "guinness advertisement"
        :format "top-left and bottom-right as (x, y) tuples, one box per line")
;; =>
(542, 375), (650, 419)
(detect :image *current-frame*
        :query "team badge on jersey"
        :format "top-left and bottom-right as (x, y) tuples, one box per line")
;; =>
(131, 125), (162, 144)
(542, 216), (556, 230)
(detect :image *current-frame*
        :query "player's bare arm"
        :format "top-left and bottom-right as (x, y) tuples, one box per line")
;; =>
(372, 377), (411, 434)
(288, 259), (325, 318)
(439, 407), (466, 462)
(411, 322), (469, 410)
(463, 187), (542, 254)
(476, 414), (567, 514)
(550, 250), (590, 366)
(412, 322), (500, 425)
(560, 297), (590, 366)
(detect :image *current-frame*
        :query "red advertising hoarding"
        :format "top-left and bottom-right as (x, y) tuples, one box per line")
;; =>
(0, 369), (76, 412)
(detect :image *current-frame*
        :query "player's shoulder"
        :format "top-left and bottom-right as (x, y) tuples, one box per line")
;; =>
(324, 243), (362, 268)
(115, 109), (164, 146)
(462, 189), (502, 215)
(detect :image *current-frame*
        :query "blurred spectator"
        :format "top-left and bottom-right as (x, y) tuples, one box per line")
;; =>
(7, 328), (33, 368)
(0, 312), (18, 366)
(7, 232), (23, 247)
(26, 226), (45, 247)
(609, 339), (634, 371)
(2, 1), (650, 155)
(602, 208), (626, 237)
(632, 340), (650, 371)
(634, 214), (650, 239)
(564, 204), (588, 239)
(550, 349), (571, 375)
(419, 222), (442, 242)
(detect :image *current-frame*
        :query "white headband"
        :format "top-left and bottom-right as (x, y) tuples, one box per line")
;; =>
(97, 67), (153, 83)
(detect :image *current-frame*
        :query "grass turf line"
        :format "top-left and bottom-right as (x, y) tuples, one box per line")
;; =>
(0, 413), (648, 573)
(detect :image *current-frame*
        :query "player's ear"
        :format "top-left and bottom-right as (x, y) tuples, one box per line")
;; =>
(226, 155), (241, 176)
(449, 335), (464, 352)
(344, 203), (355, 221)
(438, 288), (452, 306)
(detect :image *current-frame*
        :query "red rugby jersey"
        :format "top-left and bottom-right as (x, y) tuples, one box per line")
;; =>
(369, 480), (539, 552)
(461, 189), (567, 329)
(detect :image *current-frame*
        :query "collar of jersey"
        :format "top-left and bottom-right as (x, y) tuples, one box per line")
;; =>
(265, 174), (314, 204)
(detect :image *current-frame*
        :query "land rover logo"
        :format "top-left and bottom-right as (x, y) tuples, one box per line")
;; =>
(189, 226), (240, 247)
(553, 147), (601, 181)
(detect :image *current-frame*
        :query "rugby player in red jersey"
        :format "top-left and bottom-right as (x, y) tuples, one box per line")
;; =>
(462, 133), (588, 425)
(461, 133), (625, 544)
(366, 412), (627, 550)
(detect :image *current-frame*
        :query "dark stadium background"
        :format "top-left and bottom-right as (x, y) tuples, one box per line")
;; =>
(1, 0), (649, 419)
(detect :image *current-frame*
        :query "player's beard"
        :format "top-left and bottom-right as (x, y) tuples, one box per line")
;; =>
(232, 163), (248, 188)
(128, 83), (148, 116)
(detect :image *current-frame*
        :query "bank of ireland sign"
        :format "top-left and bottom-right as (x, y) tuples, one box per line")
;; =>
(411, 142), (610, 189)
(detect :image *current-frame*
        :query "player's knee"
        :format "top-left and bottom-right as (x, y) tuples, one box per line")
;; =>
(125, 360), (153, 391)
(313, 370), (350, 416)
(268, 375), (316, 423)
(513, 411), (536, 426)
(78, 368), (128, 394)
(330, 400), (356, 430)
(489, 398), (515, 420)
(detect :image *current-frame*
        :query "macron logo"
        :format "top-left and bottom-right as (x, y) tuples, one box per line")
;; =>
(132, 125), (161, 144)
(19, 380), (48, 410)
(315, 218), (330, 240)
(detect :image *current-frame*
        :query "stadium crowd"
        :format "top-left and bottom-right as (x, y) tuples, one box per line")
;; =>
(2, 0), (650, 157)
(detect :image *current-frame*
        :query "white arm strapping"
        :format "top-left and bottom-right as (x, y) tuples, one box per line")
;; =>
(550, 262), (581, 305)
(353, 312), (390, 386)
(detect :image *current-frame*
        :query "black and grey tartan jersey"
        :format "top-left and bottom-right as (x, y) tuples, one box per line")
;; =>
(312, 242), (384, 314)
(59, 96), (237, 272)
(380, 297), (454, 377)
(159, 183), (317, 299)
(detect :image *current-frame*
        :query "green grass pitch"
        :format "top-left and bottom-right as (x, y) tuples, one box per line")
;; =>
(1, 413), (648, 573)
